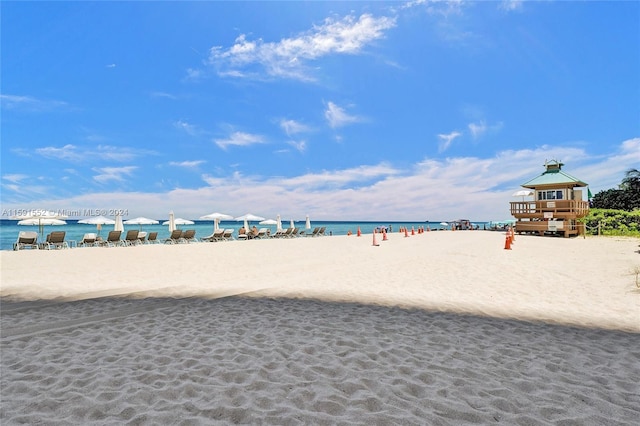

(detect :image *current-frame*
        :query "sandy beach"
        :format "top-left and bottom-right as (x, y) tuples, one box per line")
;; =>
(1, 231), (639, 424)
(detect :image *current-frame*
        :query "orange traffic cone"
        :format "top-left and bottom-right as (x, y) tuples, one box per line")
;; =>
(504, 234), (512, 250)
(382, 229), (388, 241)
(511, 226), (515, 242)
(372, 229), (379, 246)
(411, 227), (415, 236)
(404, 227), (409, 238)
(357, 227), (361, 237)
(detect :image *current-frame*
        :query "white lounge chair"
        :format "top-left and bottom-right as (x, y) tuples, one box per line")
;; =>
(13, 231), (39, 250)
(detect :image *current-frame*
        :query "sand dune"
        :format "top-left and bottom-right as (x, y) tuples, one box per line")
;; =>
(1, 232), (639, 424)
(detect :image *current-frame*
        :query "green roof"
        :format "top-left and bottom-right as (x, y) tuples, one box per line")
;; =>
(522, 161), (587, 188)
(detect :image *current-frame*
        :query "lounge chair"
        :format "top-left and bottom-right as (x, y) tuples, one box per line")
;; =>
(146, 232), (159, 244)
(222, 229), (234, 241)
(182, 229), (197, 243)
(278, 228), (294, 238)
(124, 230), (140, 246)
(290, 228), (300, 238)
(305, 227), (320, 237)
(41, 231), (69, 250)
(100, 230), (123, 247)
(164, 229), (183, 244)
(255, 228), (268, 239)
(318, 226), (327, 236)
(137, 231), (147, 244)
(79, 233), (98, 247)
(13, 231), (39, 250)
(201, 229), (224, 242)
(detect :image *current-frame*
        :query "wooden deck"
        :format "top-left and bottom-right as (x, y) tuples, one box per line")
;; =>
(510, 200), (589, 237)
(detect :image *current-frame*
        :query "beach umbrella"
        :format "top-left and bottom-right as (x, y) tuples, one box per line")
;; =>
(200, 212), (233, 231)
(13, 210), (68, 236)
(162, 217), (194, 229)
(78, 215), (116, 236)
(512, 189), (534, 201)
(305, 214), (311, 231)
(123, 216), (159, 230)
(259, 219), (278, 225)
(235, 213), (265, 233)
(290, 219), (295, 229)
(18, 218), (66, 227)
(114, 213), (124, 232)
(276, 214), (283, 232)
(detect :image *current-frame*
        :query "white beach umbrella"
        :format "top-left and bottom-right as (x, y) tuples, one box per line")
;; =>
(13, 210), (68, 236)
(305, 214), (311, 230)
(123, 216), (159, 230)
(235, 213), (266, 231)
(78, 215), (115, 236)
(259, 219), (277, 225)
(200, 212), (233, 231)
(290, 219), (295, 229)
(114, 213), (124, 232)
(162, 217), (194, 229)
(512, 189), (534, 201)
(276, 214), (283, 232)
(17, 218), (66, 226)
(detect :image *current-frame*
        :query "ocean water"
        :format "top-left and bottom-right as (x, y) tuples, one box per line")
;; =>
(1, 220), (488, 251)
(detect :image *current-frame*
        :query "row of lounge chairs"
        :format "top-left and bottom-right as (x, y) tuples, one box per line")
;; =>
(13, 231), (70, 250)
(13, 226), (328, 251)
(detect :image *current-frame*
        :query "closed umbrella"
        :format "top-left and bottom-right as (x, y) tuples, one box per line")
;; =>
(114, 213), (124, 232)
(305, 215), (311, 231)
(290, 219), (295, 230)
(276, 214), (283, 232)
(167, 211), (176, 232)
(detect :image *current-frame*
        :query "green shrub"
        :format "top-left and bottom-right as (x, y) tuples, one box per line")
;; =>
(582, 208), (640, 236)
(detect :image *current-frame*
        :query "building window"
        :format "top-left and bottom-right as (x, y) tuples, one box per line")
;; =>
(538, 190), (564, 200)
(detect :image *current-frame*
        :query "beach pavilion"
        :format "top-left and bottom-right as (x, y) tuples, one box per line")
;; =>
(510, 160), (590, 237)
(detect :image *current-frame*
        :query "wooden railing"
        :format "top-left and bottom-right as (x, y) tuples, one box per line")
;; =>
(510, 200), (589, 218)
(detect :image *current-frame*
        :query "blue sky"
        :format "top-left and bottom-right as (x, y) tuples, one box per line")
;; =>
(2, 0), (639, 221)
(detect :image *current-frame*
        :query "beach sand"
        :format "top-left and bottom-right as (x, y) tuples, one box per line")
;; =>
(1, 231), (639, 424)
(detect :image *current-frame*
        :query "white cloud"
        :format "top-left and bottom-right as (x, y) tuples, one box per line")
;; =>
(93, 166), (137, 183)
(214, 131), (265, 149)
(437, 131), (462, 152)
(280, 119), (311, 136)
(325, 102), (361, 128)
(0, 94), (69, 112)
(4, 141), (637, 222)
(36, 144), (83, 161)
(151, 91), (178, 100)
(287, 140), (307, 153)
(169, 160), (206, 169)
(468, 121), (487, 139)
(2, 174), (28, 184)
(499, 0), (524, 12)
(174, 120), (199, 136)
(30, 144), (153, 163)
(106, 63), (116, 68)
(208, 13), (396, 81)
